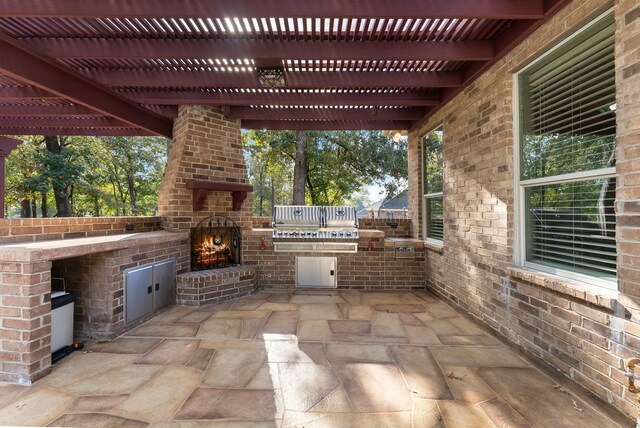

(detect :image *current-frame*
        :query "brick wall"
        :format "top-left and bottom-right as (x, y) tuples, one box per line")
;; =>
(245, 232), (424, 289)
(408, 0), (640, 419)
(176, 265), (257, 306)
(52, 237), (189, 339)
(0, 216), (161, 245)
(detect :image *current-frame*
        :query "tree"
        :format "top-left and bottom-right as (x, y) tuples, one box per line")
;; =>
(41, 136), (84, 217)
(242, 129), (408, 211)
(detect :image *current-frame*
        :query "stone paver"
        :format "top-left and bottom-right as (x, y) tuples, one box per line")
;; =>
(0, 289), (630, 427)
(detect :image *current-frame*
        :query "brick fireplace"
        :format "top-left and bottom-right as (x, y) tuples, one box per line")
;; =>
(157, 105), (257, 305)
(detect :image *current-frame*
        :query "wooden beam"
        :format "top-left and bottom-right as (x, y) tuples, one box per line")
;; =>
(85, 69), (463, 89)
(0, 127), (156, 136)
(125, 90), (440, 107)
(0, 1), (545, 19)
(0, 33), (173, 137)
(0, 117), (130, 128)
(25, 38), (494, 62)
(0, 85), (58, 99)
(185, 180), (253, 211)
(241, 120), (413, 130)
(0, 104), (102, 116)
(228, 107), (425, 121)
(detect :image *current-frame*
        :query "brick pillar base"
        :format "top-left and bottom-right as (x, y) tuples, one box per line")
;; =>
(0, 261), (52, 384)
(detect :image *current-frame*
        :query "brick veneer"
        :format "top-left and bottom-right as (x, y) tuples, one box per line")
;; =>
(52, 238), (189, 338)
(157, 105), (253, 238)
(176, 265), (257, 306)
(408, 0), (640, 419)
(0, 216), (161, 245)
(0, 260), (52, 384)
(245, 231), (424, 289)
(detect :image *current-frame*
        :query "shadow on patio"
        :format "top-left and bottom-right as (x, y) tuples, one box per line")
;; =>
(0, 290), (631, 427)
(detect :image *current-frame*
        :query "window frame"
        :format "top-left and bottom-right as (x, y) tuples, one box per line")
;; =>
(513, 8), (617, 291)
(422, 125), (444, 246)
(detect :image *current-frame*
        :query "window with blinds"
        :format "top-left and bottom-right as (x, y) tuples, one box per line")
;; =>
(517, 12), (616, 286)
(423, 126), (444, 243)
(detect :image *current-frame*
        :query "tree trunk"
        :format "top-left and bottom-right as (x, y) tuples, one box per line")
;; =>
(44, 136), (72, 217)
(292, 130), (307, 205)
(270, 177), (276, 212)
(258, 167), (264, 216)
(31, 200), (37, 218)
(125, 171), (138, 215)
(41, 192), (48, 217)
(20, 198), (32, 218)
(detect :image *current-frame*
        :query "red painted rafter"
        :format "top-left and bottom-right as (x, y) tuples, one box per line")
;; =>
(0, 85), (58, 99)
(241, 120), (414, 131)
(125, 90), (441, 107)
(228, 107), (425, 121)
(0, 126), (156, 136)
(2, 117), (130, 128)
(86, 69), (462, 89)
(25, 38), (494, 62)
(0, 104), (101, 116)
(0, 0), (545, 20)
(0, 33), (173, 137)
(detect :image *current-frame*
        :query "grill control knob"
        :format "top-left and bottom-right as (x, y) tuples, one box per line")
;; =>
(346, 232), (352, 237)
(277, 231), (283, 236)
(331, 231), (337, 237)
(339, 232), (344, 237)
(292, 231), (299, 237)
(312, 232), (318, 237)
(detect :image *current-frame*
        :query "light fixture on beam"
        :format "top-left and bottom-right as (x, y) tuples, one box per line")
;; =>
(382, 129), (408, 142)
(256, 66), (286, 88)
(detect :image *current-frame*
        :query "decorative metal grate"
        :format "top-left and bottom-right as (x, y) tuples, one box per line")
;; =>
(191, 216), (241, 271)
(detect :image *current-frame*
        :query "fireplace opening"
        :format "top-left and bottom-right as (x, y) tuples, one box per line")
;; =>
(191, 216), (241, 271)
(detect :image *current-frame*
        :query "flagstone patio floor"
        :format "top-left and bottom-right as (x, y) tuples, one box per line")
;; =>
(0, 289), (632, 427)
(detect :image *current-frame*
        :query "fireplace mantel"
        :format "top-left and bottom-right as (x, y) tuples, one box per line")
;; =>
(186, 180), (253, 211)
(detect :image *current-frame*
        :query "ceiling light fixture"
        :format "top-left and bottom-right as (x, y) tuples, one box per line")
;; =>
(256, 66), (286, 88)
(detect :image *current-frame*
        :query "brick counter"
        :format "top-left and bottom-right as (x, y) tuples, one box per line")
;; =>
(245, 229), (425, 290)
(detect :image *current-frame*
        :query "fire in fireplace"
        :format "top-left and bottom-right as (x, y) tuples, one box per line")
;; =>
(191, 216), (241, 270)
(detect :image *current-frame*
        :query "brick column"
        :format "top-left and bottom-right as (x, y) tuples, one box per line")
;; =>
(615, 1), (640, 301)
(157, 105), (253, 233)
(407, 133), (423, 240)
(0, 260), (52, 384)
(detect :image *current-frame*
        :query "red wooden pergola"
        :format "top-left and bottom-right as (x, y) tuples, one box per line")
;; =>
(0, 0), (572, 137)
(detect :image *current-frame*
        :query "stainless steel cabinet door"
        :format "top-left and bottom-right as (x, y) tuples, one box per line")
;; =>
(125, 265), (154, 324)
(295, 257), (337, 288)
(153, 259), (176, 310)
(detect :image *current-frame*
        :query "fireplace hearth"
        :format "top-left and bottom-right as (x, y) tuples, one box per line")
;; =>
(191, 216), (241, 271)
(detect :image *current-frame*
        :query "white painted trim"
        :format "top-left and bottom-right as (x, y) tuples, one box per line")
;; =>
(421, 123), (444, 242)
(520, 167), (616, 187)
(426, 237), (444, 246)
(524, 261), (616, 291)
(424, 191), (443, 198)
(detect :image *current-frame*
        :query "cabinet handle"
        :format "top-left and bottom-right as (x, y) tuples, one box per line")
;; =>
(330, 270), (335, 276)
(155, 283), (160, 291)
(147, 286), (152, 294)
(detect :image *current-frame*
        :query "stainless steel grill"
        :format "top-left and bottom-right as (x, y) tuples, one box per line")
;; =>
(272, 205), (359, 252)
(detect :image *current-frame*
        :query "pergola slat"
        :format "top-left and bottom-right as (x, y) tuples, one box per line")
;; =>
(228, 107), (425, 121)
(85, 69), (463, 89)
(241, 119), (415, 131)
(0, 126), (156, 136)
(24, 38), (495, 62)
(0, 104), (101, 116)
(0, 1), (545, 20)
(125, 90), (441, 107)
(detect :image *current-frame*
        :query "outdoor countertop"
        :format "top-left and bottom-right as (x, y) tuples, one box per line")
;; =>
(0, 231), (189, 262)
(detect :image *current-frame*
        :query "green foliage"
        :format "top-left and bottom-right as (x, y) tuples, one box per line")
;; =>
(4, 135), (169, 217)
(242, 129), (407, 213)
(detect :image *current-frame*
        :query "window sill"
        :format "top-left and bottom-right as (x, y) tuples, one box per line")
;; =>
(423, 241), (443, 254)
(507, 266), (618, 310)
